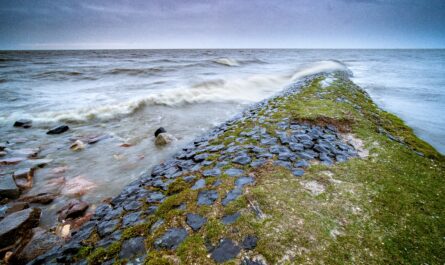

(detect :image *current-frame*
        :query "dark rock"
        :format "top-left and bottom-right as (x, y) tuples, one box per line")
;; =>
(103, 207), (123, 221)
(203, 168), (221, 177)
(183, 175), (196, 183)
(221, 212), (240, 225)
(5, 202), (29, 215)
(147, 191), (165, 203)
(154, 127), (166, 137)
(97, 231), (122, 248)
(94, 204), (112, 219)
(14, 119), (32, 128)
(235, 176), (254, 189)
(0, 174), (20, 199)
(241, 235), (258, 250)
(292, 169), (305, 177)
(273, 160), (292, 170)
(15, 228), (61, 264)
(319, 153), (334, 165)
(97, 219), (119, 237)
(47, 125), (69, 135)
(58, 199), (89, 221)
(191, 179), (206, 190)
(293, 134), (312, 142)
(222, 188), (242, 206)
(297, 152), (315, 160)
(119, 236), (146, 259)
(278, 152), (295, 161)
(122, 212), (144, 228)
(211, 239), (241, 263)
(232, 154), (251, 165)
(289, 143), (304, 152)
(197, 190), (218, 206)
(193, 153), (209, 162)
(186, 213), (207, 231)
(295, 160), (309, 168)
(242, 257), (266, 265)
(269, 145), (290, 154)
(154, 228), (187, 250)
(0, 208), (41, 248)
(123, 200), (142, 211)
(250, 159), (267, 168)
(224, 168), (244, 177)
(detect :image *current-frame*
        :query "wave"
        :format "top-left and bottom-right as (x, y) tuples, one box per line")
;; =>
(12, 60), (351, 123)
(105, 67), (165, 76)
(211, 57), (266, 67)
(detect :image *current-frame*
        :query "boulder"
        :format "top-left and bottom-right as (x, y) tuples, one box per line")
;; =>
(70, 140), (85, 151)
(155, 133), (175, 146)
(46, 125), (69, 135)
(0, 208), (41, 249)
(14, 228), (61, 264)
(154, 228), (187, 250)
(0, 175), (21, 199)
(154, 127), (167, 137)
(13, 119), (32, 128)
(58, 199), (89, 221)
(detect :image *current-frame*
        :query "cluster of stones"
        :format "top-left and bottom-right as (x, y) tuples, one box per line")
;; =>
(29, 75), (358, 265)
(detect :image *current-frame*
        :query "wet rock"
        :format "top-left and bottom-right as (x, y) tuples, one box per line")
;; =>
(10, 148), (40, 158)
(0, 208), (41, 249)
(221, 212), (240, 225)
(47, 125), (69, 134)
(241, 235), (258, 250)
(155, 133), (175, 146)
(154, 228), (187, 250)
(119, 236), (146, 260)
(70, 140), (85, 151)
(222, 188), (242, 206)
(14, 119), (32, 128)
(191, 179), (206, 190)
(20, 192), (57, 204)
(58, 199), (89, 221)
(5, 202), (29, 215)
(197, 190), (218, 205)
(25, 158), (53, 168)
(233, 154), (251, 165)
(61, 175), (96, 196)
(211, 239), (241, 263)
(0, 174), (20, 199)
(97, 219), (119, 237)
(235, 176), (254, 189)
(186, 213), (207, 231)
(15, 228), (61, 264)
(292, 169), (305, 177)
(203, 168), (221, 177)
(13, 168), (34, 190)
(154, 127), (166, 137)
(0, 157), (25, 165)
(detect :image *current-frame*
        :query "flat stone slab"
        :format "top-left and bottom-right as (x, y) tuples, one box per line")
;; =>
(154, 228), (187, 250)
(224, 168), (244, 177)
(119, 236), (146, 260)
(221, 212), (241, 225)
(197, 190), (218, 205)
(0, 174), (20, 199)
(186, 213), (207, 231)
(222, 189), (242, 206)
(235, 176), (254, 189)
(232, 154), (251, 165)
(0, 208), (41, 248)
(211, 239), (241, 263)
(191, 179), (206, 190)
(203, 168), (221, 177)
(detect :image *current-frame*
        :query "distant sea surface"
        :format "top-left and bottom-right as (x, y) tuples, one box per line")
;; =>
(1, 49), (443, 226)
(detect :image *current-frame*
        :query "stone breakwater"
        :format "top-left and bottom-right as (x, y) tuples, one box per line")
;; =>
(24, 73), (364, 265)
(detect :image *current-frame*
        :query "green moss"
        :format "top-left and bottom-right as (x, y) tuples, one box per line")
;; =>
(144, 251), (174, 265)
(203, 218), (227, 245)
(176, 235), (211, 264)
(166, 178), (190, 196)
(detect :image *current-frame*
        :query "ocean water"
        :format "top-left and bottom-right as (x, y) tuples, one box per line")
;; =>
(1, 49), (444, 226)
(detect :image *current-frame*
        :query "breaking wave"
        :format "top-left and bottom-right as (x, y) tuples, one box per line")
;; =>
(14, 60), (351, 123)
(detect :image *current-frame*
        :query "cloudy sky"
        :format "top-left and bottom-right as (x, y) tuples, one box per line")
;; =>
(0, 0), (444, 50)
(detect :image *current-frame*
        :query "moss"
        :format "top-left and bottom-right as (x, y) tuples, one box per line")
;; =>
(77, 246), (93, 259)
(176, 235), (212, 264)
(87, 241), (122, 265)
(166, 178), (190, 196)
(202, 218), (227, 245)
(144, 251), (174, 265)
(121, 220), (153, 240)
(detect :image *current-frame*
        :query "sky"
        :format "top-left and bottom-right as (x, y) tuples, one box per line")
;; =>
(0, 0), (444, 50)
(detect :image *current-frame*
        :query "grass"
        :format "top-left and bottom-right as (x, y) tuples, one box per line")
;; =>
(79, 74), (444, 265)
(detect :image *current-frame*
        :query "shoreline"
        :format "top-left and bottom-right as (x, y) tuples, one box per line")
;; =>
(2, 73), (444, 264)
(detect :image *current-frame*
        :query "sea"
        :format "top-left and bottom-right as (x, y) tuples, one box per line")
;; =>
(1, 49), (444, 226)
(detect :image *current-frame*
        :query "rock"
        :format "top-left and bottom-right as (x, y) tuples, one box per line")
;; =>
(193, 153), (209, 162)
(197, 190), (218, 206)
(55, 223), (71, 238)
(295, 160), (309, 168)
(155, 133), (175, 146)
(292, 169), (305, 177)
(202, 168), (221, 177)
(0, 142), (6, 151)
(191, 179), (206, 190)
(122, 212), (144, 228)
(97, 219), (119, 237)
(0, 151), (6, 157)
(186, 213), (207, 231)
(242, 257), (266, 265)
(58, 199), (89, 221)
(273, 160), (292, 170)
(70, 140), (85, 151)
(234, 174), (254, 188)
(25, 158), (53, 168)
(15, 228), (61, 264)
(221, 212), (241, 225)
(154, 127), (167, 137)
(10, 148), (40, 158)
(0, 157), (25, 165)
(97, 230), (122, 248)
(250, 159), (267, 168)
(61, 175), (96, 196)
(47, 125), (69, 134)
(150, 219), (165, 233)
(0, 175), (20, 199)
(232, 154), (251, 165)
(289, 143), (304, 152)
(269, 145), (290, 154)
(119, 236), (146, 259)
(154, 228), (188, 250)
(211, 239), (241, 263)
(13, 168), (34, 190)
(222, 188), (242, 206)
(0, 208), (41, 249)
(241, 235), (258, 250)
(146, 191), (165, 203)
(5, 202), (29, 215)
(20, 192), (57, 204)
(14, 119), (32, 128)
(123, 200), (142, 211)
(224, 168), (244, 177)
(212, 179), (222, 187)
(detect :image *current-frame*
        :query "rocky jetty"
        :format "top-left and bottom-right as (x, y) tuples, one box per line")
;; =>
(3, 73), (444, 264)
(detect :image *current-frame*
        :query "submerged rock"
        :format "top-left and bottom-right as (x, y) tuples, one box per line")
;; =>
(155, 133), (175, 146)
(58, 199), (89, 221)
(70, 140), (85, 151)
(47, 125), (69, 134)
(20, 192), (58, 204)
(13, 119), (32, 128)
